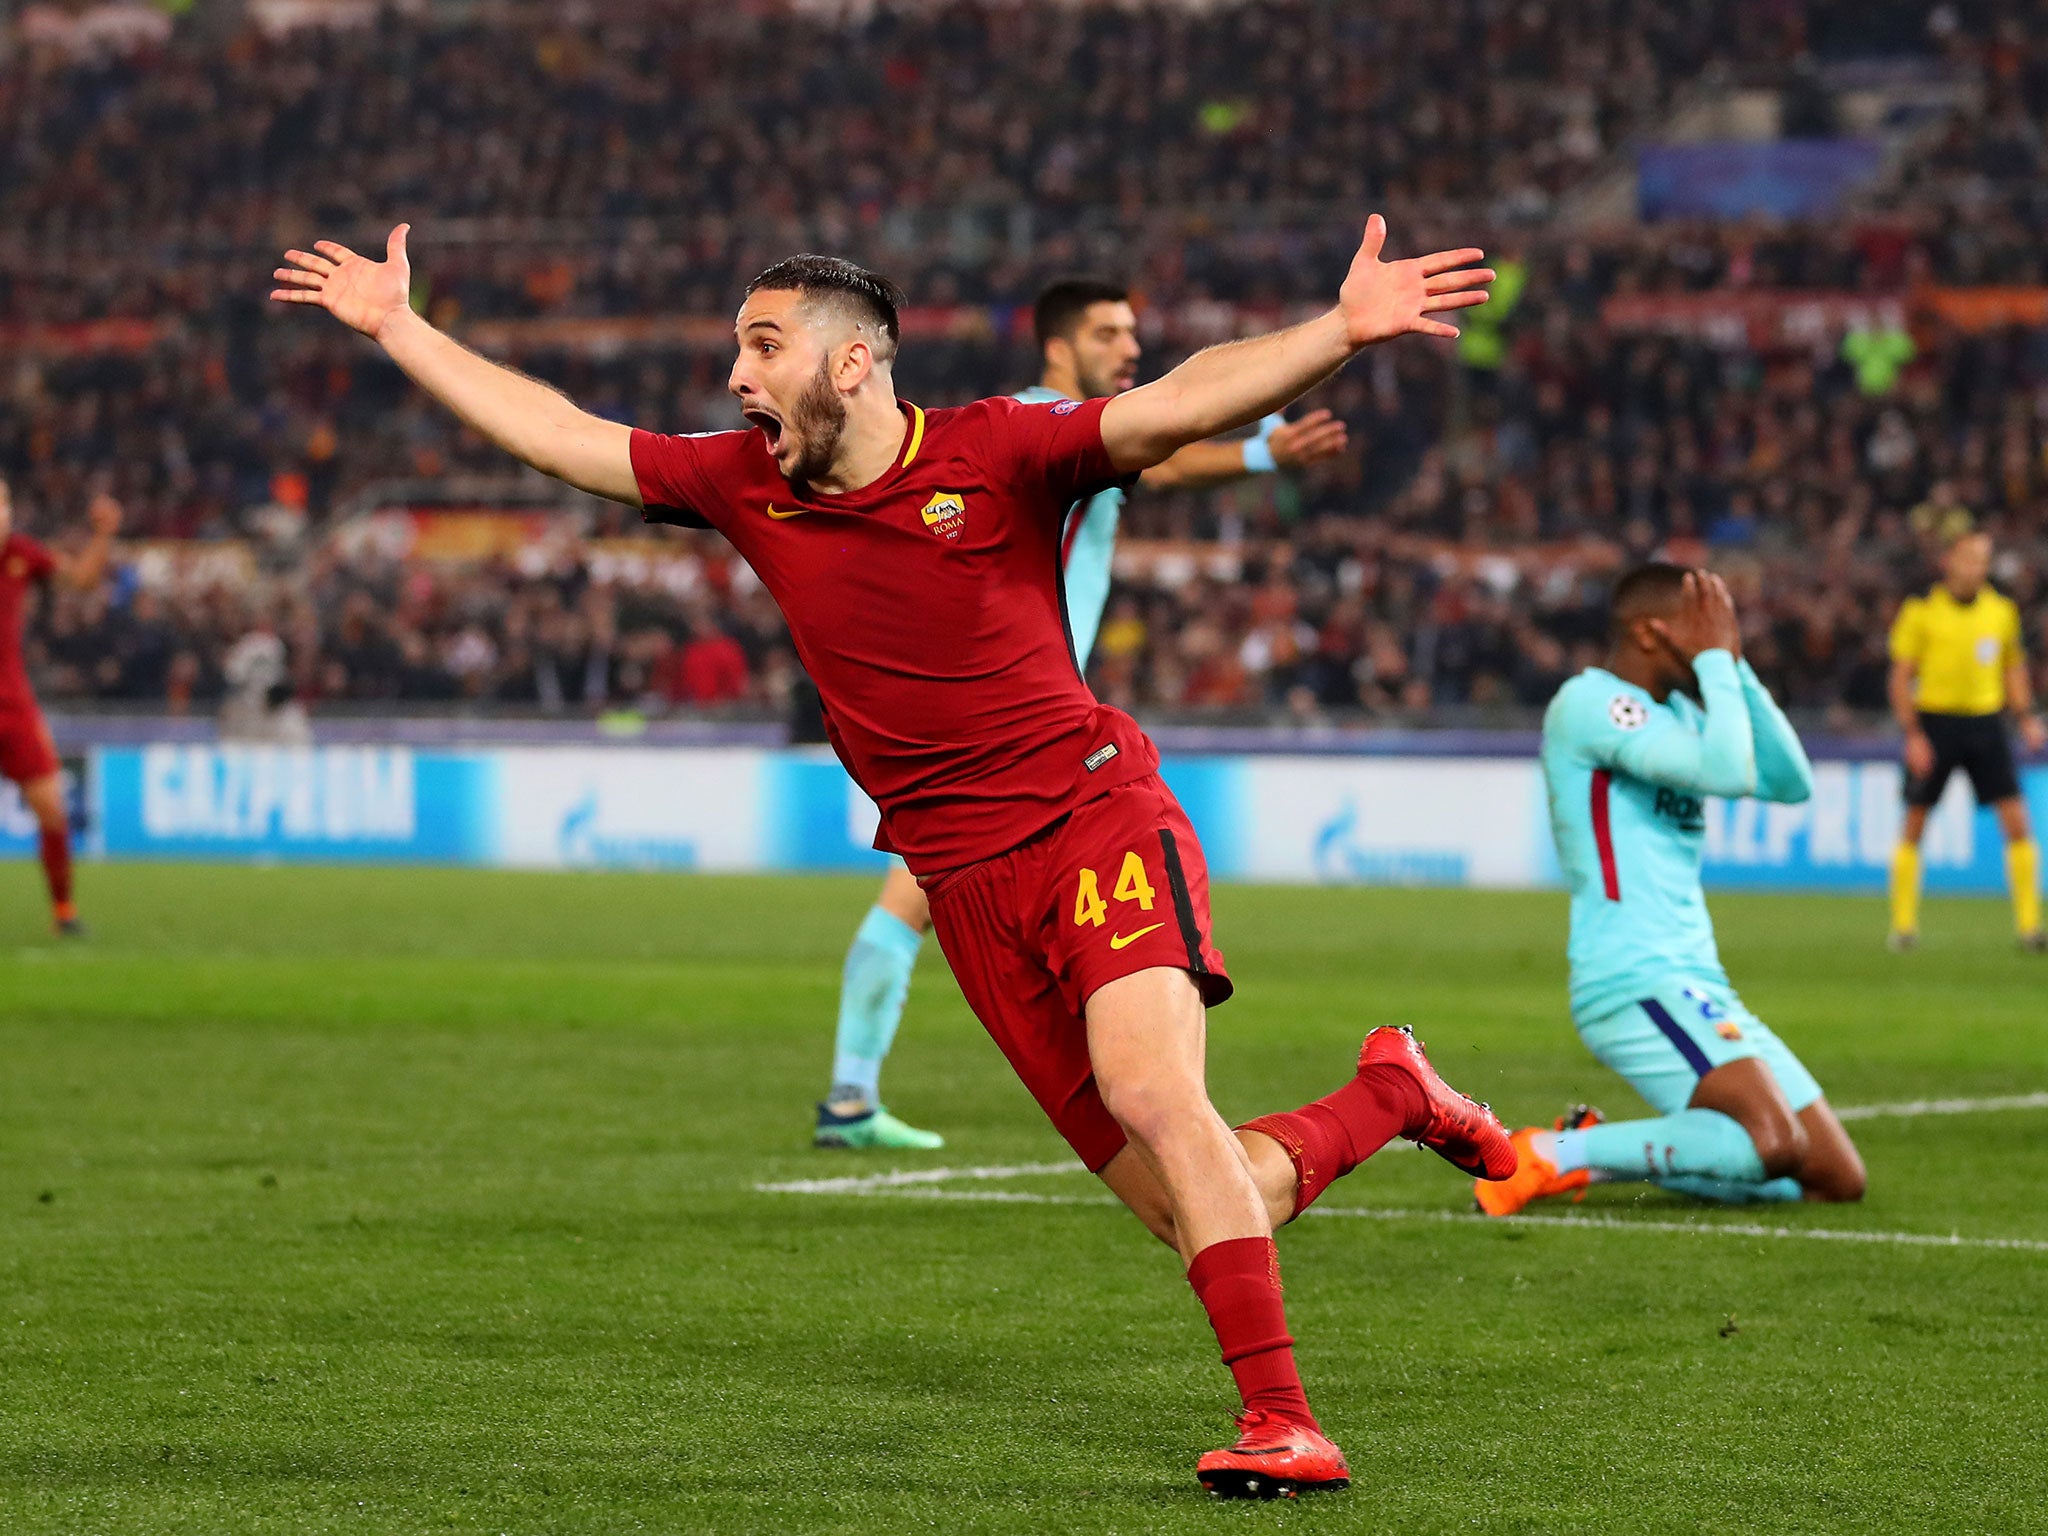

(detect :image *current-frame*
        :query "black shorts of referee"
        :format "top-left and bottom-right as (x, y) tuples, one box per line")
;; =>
(1904, 711), (2021, 807)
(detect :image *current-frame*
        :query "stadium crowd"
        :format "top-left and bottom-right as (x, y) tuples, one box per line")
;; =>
(6, 0), (2048, 722)
(26, 475), (2043, 725)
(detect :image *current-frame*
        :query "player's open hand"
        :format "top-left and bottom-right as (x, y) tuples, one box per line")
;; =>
(271, 224), (415, 340)
(2019, 714), (2048, 755)
(86, 493), (122, 538)
(1338, 215), (1493, 348)
(1649, 570), (1742, 665)
(1266, 409), (1349, 469)
(1696, 570), (1742, 659)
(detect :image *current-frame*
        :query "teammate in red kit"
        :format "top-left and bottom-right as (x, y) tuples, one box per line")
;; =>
(274, 218), (1512, 1497)
(0, 479), (120, 936)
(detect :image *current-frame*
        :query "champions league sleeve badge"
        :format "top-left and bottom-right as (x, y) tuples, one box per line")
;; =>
(1608, 695), (1648, 731)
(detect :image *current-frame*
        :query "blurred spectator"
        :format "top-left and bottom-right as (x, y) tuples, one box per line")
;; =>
(660, 611), (749, 707)
(219, 625), (310, 745)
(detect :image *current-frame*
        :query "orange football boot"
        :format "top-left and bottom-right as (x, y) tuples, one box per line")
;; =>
(1358, 1025), (1517, 1180)
(1472, 1107), (1602, 1217)
(1196, 1409), (1350, 1499)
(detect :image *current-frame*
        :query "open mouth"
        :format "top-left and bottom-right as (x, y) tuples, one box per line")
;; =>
(743, 408), (785, 450)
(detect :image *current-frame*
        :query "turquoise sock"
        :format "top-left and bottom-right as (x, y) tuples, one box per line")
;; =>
(1653, 1175), (1803, 1205)
(830, 905), (924, 1101)
(1556, 1108), (1766, 1184)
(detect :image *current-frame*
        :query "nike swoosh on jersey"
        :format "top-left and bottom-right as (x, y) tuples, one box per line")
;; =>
(1109, 923), (1166, 950)
(765, 504), (807, 519)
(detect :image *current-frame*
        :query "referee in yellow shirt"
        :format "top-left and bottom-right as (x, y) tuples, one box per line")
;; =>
(1887, 530), (2047, 950)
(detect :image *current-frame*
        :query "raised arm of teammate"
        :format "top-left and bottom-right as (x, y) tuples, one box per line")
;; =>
(1736, 658), (1815, 804)
(1138, 411), (1349, 491)
(271, 226), (641, 505)
(1100, 215), (1490, 473)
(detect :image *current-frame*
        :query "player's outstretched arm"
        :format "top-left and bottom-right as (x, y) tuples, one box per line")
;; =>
(1735, 659), (1814, 804)
(1100, 215), (1489, 472)
(1138, 411), (1348, 491)
(271, 225), (640, 506)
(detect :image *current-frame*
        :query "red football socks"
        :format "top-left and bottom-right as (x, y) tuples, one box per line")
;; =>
(39, 826), (73, 909)
(1187, 1236), (1318, 1431)
(1241, 1065), (1426, 1216)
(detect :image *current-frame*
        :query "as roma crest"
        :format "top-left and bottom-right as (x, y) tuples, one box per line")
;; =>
(921, 491), (967, 542)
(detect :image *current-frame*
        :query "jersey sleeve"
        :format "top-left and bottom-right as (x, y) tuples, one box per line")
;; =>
(2001, 596), (2025, 667)
(1568, 652), (1757, 798)
(979, 395), (1128, 509)
(1736, 658), (1814, 805)
(1887, 597), (1925, 664)
(629, 429), (746, 531)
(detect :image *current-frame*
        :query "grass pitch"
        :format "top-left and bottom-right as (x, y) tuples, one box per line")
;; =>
(2, 866), (2045, 1534)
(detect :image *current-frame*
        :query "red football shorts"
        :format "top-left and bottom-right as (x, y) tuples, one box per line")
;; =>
(924, 774), (1231, 1172)
(0, 706), (59, 785)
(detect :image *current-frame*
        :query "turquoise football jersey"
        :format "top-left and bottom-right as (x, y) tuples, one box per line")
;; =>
(1542, 651), (1814, 1024)
(1015, 384), (1122, 667)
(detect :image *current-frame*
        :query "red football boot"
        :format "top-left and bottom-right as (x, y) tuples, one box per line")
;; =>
(1196, 1409), (1350, 1499)
(1358, 1025), (1517, 1181)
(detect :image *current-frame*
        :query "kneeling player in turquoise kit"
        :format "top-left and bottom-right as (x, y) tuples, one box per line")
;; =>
(1480, 564), (1866, 1215)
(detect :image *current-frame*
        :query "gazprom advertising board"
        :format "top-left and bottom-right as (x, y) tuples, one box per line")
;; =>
(94, 745), (495, 863)
(70, 742), (2048, 895)
(1695, 758), (2041, 894)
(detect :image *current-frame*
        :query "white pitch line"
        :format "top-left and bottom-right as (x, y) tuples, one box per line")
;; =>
(1302, 1204), (2048, 1253)
(756, 1089), (2048, 1253)
(754, 1180), (2048, 1253)
(1835, 1091), (2048, 1121)
(761, 1089), (2048, 1199)
(756, 1160), (1082, 1196)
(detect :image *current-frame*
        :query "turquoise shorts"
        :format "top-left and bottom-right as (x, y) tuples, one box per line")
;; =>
(1575, 978), (1822, 1118)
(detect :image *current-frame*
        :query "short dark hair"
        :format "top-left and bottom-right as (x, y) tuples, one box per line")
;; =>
(1609, 561), (1691, 636)
(1034, 277), (1130, 349)
(745, 254), (903, 360)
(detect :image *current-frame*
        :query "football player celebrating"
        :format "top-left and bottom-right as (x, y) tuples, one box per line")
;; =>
(1482, 566), (1866, 1216)
(274, 217), (1506, 1497)
(816, 276), (1347, 1151)
(0, 479), (120, 935)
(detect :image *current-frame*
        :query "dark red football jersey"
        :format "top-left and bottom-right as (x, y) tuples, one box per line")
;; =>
(0, 533), (57, 711)
(631, 395), (1159, 872)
